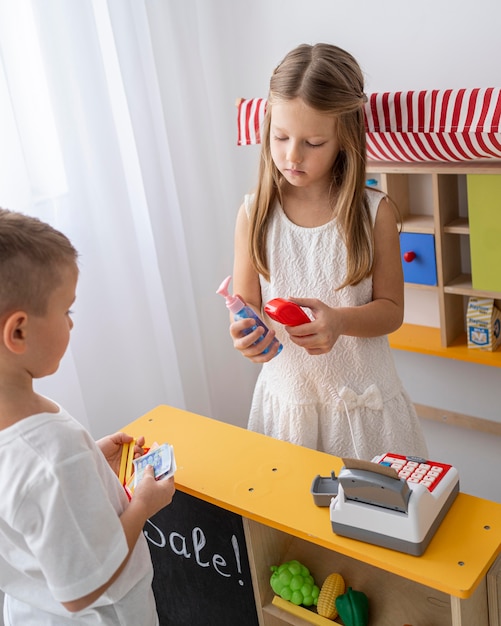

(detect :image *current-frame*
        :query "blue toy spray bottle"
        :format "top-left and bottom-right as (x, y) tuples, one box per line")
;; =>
(217, 275), (282, 357)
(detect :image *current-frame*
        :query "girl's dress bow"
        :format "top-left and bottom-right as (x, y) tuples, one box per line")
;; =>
(337, 384), (383, 411)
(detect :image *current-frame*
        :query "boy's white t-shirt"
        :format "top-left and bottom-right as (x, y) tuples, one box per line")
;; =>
(0, 404), (158, 625)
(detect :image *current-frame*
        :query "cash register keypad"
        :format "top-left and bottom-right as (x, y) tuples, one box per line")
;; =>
(378, 453), (453, 493)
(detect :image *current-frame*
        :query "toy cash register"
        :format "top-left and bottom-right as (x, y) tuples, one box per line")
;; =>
(329, 453), (460, 556)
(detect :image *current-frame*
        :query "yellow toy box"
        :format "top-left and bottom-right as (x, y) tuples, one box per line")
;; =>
(466, 297), (501, 351)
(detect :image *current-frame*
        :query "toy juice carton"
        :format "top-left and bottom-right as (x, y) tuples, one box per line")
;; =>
(466, 297), (501, 351)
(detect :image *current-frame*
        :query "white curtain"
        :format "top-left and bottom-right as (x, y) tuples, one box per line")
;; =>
(0, 0), (260, 437)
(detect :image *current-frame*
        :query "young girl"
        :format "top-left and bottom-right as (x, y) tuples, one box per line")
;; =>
(230, 43), (428, 461)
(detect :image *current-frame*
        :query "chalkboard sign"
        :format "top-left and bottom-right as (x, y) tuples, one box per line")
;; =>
(144, 491), (259, 626)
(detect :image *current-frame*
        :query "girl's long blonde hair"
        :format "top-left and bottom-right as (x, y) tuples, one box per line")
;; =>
(249, 43), (374, 289)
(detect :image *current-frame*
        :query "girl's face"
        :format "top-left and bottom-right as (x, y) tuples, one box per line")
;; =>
(270, 98), (340, 191)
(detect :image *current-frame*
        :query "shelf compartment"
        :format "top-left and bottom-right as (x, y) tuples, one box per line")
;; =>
(404, 283), (438, 291)
(382, 173), (436, 234)
(443, 217), (469, 235)
(444, 275), (501, 299)
(443, 274), (474, 295)
(245, 516), (490, 626)
(400, 214), (435, 234)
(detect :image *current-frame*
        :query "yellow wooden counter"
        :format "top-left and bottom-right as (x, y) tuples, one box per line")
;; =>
(124, 405), (501, 626)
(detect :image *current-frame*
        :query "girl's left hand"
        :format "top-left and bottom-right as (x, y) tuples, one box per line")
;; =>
(284, 298), (342, 355)
(96, 432), (146, 476)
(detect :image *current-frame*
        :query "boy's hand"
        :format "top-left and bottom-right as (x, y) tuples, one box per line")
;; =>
(97, 432), (146, 476)
(132, 465), (176, 518)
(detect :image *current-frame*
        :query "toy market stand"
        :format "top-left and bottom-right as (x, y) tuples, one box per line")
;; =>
(123, 405), (501, 626)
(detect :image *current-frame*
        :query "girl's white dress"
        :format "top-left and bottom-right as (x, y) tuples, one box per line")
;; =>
(246, 189), (428, 461)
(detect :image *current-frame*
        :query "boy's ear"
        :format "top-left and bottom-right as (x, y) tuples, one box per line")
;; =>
(2, 311), (28, 354)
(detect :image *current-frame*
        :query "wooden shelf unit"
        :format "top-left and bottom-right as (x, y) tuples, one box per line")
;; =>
(367, 161), (501, 366)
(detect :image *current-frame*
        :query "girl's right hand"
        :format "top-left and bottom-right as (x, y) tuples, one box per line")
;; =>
(229, 317), (280, 363)
(132, 465), (176, 519)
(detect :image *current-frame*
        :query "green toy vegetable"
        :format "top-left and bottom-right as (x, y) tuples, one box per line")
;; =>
(335, 587), (369, 626)
(269, 559), (320, 606)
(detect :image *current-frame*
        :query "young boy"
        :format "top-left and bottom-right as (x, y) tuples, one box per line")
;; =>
(0, 208), (175, 625)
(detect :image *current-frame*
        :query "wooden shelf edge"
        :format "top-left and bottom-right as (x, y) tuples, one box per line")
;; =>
(400, 214), (435, 234)
(443, 217), (469, 235)
(367, 160), (501, 175)
(389, 324), (501, 367)
(266, 596), (341, 626)
(404, 283), (438, 291)
(443, 274), (501, 299)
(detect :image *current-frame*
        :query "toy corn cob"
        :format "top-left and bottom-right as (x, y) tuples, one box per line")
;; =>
(316, 572), (345, 620)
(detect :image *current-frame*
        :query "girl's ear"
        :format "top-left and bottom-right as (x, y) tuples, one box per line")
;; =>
(3, 311), (28, 354)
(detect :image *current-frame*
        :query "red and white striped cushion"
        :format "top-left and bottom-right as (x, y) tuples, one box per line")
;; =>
(236, 97), (267, 146)
(236, 89), (501, 162)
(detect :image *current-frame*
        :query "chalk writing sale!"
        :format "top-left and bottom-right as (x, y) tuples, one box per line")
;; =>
(144, 519), (244, 585)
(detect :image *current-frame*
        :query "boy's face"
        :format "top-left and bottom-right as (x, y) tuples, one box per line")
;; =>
(27, 263), (78, 379)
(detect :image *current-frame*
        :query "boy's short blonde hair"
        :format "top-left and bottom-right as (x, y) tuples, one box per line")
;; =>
(0, 208), (78, 317)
